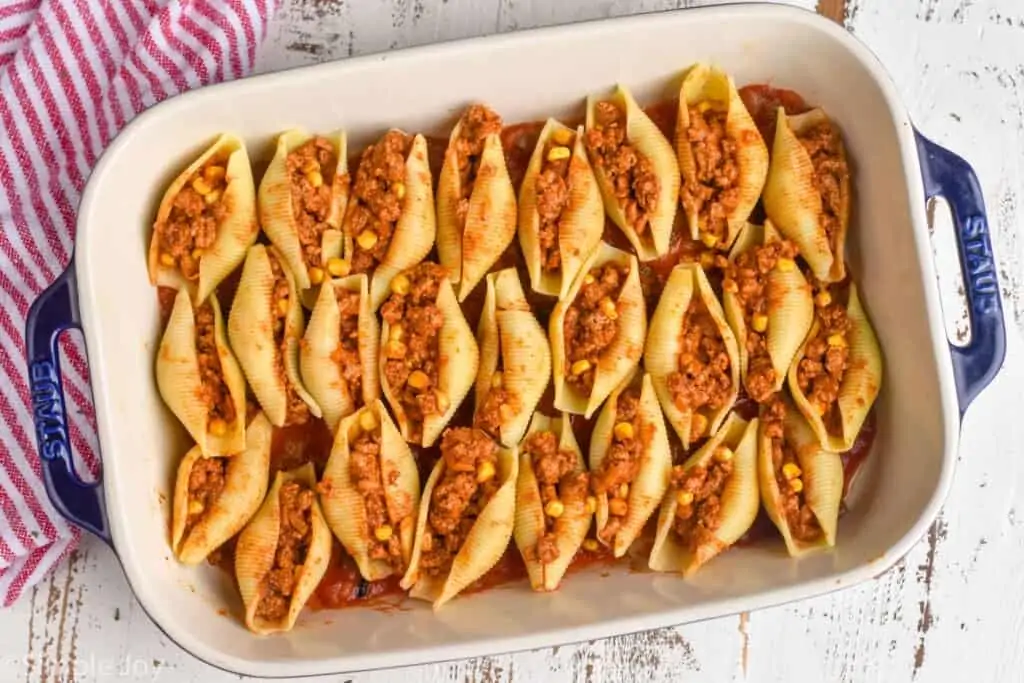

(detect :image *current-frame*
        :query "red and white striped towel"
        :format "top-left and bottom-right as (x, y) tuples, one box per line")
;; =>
(0, 0), (277, 607)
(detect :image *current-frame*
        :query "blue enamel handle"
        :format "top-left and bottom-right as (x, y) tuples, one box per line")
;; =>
(25, 263), (111, 545)
(915, 131), (1006, 417)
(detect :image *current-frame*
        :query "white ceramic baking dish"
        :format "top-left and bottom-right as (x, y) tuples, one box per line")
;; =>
(25, 4), (1005, 677)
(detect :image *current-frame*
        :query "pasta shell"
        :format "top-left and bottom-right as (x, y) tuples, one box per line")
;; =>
(235, 463), (332, 635)
(758, 396), (842, 556)
(171, 412), (272, 564)
(319, 400), (420, 581)
(676, 64), (768, 248)
(342, 131), (436, 311)
(788, 283), (882, 451)
(589, 371), (671, 558)
(148, 133), (258, 304)
(648, 413), (759, 575)
(258, 129), (349, 292)
(401, 434), (519, 610)
(585, 85), (679, 261)
(299, 273), (380, 433)
(474, 268), (552, 447)
(722, 222), (814, 399)
(518, 119), (604, 298)
(550, 242), (646, 417)
(227, 245), (321, 427)
(156, 288), (246, 456)
(644, 262), (740, 448)
(437, 105), (518, 302)
(763, 107), (850, 282)
(512, 413), (591, 591)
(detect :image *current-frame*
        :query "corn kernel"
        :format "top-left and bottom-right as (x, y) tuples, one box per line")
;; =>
(552, 127), (574, 145)
(374, 524), (393, 542)
(613, 421), (634, 441)
(407, 370), (430, 390)
(188, 499), (204, 516)
(160, 252), (176, 267)
(789, 478), (804, 494)
(827, 334), (847, 348)
(775, 258), (796, 272)
(356, 230), (379, 251)
(751, 313), (769, 333)
(389, 324), (404, 342)
(690, 413), (708, 437)
(277, 298), (290, 316)
(209, 417), (227, 436)
(700, 252), (716, 270)
(782, 462), (802, 480)
(358, 409), (379, 433)
(203, 165), (226, 184)
(301, 158), (320, 174)
(700, 232), (718, 249)
(544, 499), (565, 518)
(477, 460), (496, 483)
(393, 182), (406, 200)
(582, 538), (600, 552)
(697, 100), (714, 113)
(191, 248), (204, 261)
(390, 273), (410, 295)
(676, 490), (694, 507)
(583, 273), (595, 286)
(491, 372), (503, 389)
(547, 146), (571, 162)
(386, 337), (408, 359)
(306, 170), (324, 188)
(436, 391), (450, 413)
(191, 177), (213, 195)
(308, 266), (325, 285)
(617, 483), (629, 500)
(204, 189), (222, 205)
(608, 498), (628, 517)
(599, 297), (618, 320)
(722, 278), (738, 294)
(714, 446), (734, 463)
(585, 496), (597, 514)
(570, 359), (591, 376)
(815, 290), (832, 308)
(327, 257), (350, 277)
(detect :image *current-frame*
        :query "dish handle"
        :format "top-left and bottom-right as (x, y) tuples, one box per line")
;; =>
(915, 130), (1006, 417)
(25, 262), (112, 545)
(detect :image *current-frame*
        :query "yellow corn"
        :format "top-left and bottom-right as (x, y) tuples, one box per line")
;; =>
(714, 446), (734, 463)
(552, 127), (574, 145)
(389, 324), (404, 342)
(751, 313), (769, 333)
(203, 165), (226, 184)
(676, 490), (694, 507)
(358, 410), (379, 433)
(208, 417), (227, 437)
(407, 370), (430, 390)
(775, 258), (796, 272)
(547, 146), (571, 162)
(699, 252), (716, 270)
(436, 391), (450, 413)
(613, 421), (634, 441)
(188, 499), (204, 516)
(789, 478), (804, 494)
(544, 499), (565, 519)
(390, 273), (410, 295)
(608, 498), (628, 517)
(308, 266), (325, 285)
(697, 100), (714, 113)
(204, 189), (221, 205)
(700, 232), (718, 249)
(690, 413), (708, 437)
(159, 252), (175, 267)
(277, 298), (290, 316)
(477, 460), (496, 483)
(191, 248), (204, 261)
(191, 177), (213, 195)
(490, 372), (503, 389)
(600, 297), (618, 320)
(583, 273), (595, 286)
(782, 462), (802, 480)
(585, 496), (597, 514)
(582, 538), (600, 552)
(374, 524), (393, 542)
(327, 257), (350, 277)
(828, 334), (847, 348)
(570, 359), (591, 376)
(617, 483), (629, 500)
(817, 402), (829, 416)
(301, 158), (320, 174)
(722, 278), (738, 294)
(815, 290), (832, 308)
(306, 170), (324, 188)
(393, 182), (406, 200)
(356, 230), (378, 251)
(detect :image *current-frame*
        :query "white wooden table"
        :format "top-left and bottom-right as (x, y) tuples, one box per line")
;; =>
(5, 0), (1024, 680)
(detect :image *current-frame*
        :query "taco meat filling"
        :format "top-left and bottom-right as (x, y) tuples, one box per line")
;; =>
(523, 431), (589, 565)
(679, 104), (741, 247)
(380, 263), (448, 444)
(194, 301), (236, 430)
(268, 252), (309, 425)
(255, 481), (314, 622)
(155, 159), (229, 280)
(796, 290), (851, 434)
(535, 129), (575, 272)
(592, 386), (646, 543)
(798, 123), (847, 245)
(348, 416), (407, 572)
(584, 101), (660, 237)
(452, 104), (503, 230)
(763, 397), (822, 543)
(286, 136), (341, 270)
(667, 296), (732, 422)
(346, 130), (412, 274)
(563, 262), (629, 395)
(419, 428), (500, 577)
(184, 456), (227, 536)
(474, 363), (515, 441)
(331, 288), (364, 406)
(670, 448), (734, 552)
(721, 239), (799, 403)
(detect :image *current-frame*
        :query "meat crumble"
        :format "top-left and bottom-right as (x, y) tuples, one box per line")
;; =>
(474, 365), (515, 441)
(534, 130), (575, 271)
(666, 296), (732, 416)
(452, 105), (503, 230)
(592, 386), (646, 543)
(345, 130), (412, 274)
(268, 252), (309, 426)
(255, 481), (315, 622)
(419, 428), (500, 577)
(184, 456), (227, 536)
(155, 159), (229, 280)
(348, 417), (408, 572)
(380, 263), (448, 444)
(798, 123), (847, 245)
(194, 301), (236, 429)
(796, 288), (851, 434)
(522, 431), (589, 565)
(287, 137), (341, 270)
(679, 104), (741, 246)
(331, 288), (364, 407)
(670, 453), (734, 552)
(584, 101), (660, 237)
(562, 262), (629, 395)
(763, 397), (822, 543)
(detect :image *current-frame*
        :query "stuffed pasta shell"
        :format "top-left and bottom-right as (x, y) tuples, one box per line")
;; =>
(379, 263), (479, 447)
(649, 413), (759, 576)
(258, 129), (349, 294)
(342, 129), (436, 310)
(437, 104), (517, 301)
(513, 413), (592, 592)
(474, 268), (551, 447)
(156, 288), (246, 456)
(320, 401), (420, 582)
(518, 119), (604, 298)
(401, 427), (518, 610)
(171, 411), (272, 565)
(676, 64), (768, 249)
(550, 243), (646, 418)
(763, 107), (851, 282)
(234, 463), (331, 635)
(584, 85), (679, 261)
(589, 371), (671, 557)
(228, 245), (321, 427)
(300, 273), (380, 433)
(721, 222), (813, 403)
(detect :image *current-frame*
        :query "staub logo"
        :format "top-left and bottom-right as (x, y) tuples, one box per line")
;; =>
(961, 215), (999, 316)
(30, 359), (70, 462)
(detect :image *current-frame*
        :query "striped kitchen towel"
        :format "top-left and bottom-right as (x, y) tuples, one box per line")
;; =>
(0, 0), (278, 607)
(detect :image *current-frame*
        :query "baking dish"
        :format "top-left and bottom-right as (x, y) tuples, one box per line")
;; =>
(25, 4), (1005, 677)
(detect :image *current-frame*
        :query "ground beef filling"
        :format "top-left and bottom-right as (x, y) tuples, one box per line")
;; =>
(670, 455), (733, 552)
(184, 456), (227, 535)
(680, 105), (740, 246)
(453, 104), (503, 230)
(286, 137), (340, 269)
(584, 101), (660, 236)
(796, 293), (851, 434)
(592, 387), (645, 543)
(346, 130), (412, 274)
(194, 301), (236, 428)
(420, 428), (500, 577)
(563, 262), (629, 395)
(156, 160), (229, 280)
(331, 288), (363, 406)
(721, 239), (799, 403)
(255, 481), (314, 622)
(380, 263), (447, 444)
(763, 398), (822, 544)
(666, 297), (732, 416)
(473, 366), (515, 441)
(268, 254), (309, 425)
(523, 431), (589, 565)
(798, 123), (847, 245)
(535, 132), (574, 271)
(348, 426), (406, 571)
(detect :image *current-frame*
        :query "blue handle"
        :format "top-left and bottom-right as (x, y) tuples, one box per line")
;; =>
(25, 263), (111, 545)
(915, 131), (1006, 417)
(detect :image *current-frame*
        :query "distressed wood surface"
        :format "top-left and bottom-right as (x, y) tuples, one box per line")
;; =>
(4, 0), (1024, 680)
